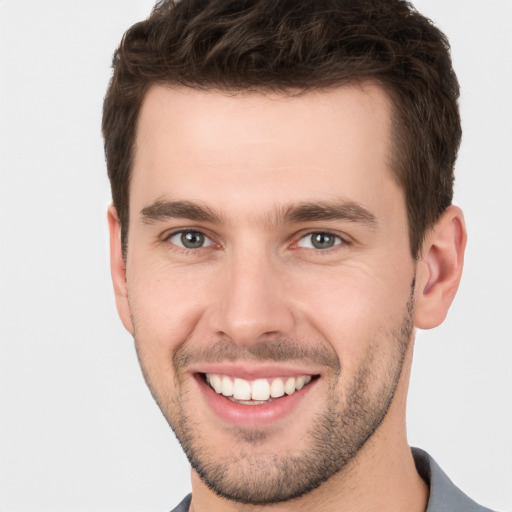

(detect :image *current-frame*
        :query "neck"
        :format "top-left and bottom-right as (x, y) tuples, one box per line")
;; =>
(189, 436), (427, 512)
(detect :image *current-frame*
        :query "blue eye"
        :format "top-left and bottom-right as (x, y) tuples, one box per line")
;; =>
(168, 230), (213, 249)
(297, 232), (343, 250)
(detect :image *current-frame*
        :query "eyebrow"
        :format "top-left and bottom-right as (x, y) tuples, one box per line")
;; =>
(281, 201), (377, 227)
(140, 199), (377, 228)
(141, 200), (223, 224)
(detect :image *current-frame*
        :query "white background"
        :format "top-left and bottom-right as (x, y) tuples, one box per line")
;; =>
(0, 1), (510, 511)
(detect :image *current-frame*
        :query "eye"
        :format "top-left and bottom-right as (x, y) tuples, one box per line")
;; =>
(167, 230), (214, 249)
(297, 232), (343, 250)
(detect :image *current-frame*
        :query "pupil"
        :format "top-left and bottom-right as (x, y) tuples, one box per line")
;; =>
(181, 231), (204, 248)
(312, 233), (334, 249)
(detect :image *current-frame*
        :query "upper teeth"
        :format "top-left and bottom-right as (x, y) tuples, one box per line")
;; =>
(205, 374), (312, 401)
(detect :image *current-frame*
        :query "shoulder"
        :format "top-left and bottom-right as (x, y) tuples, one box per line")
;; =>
(412, 448), (497, 512)
(169, 454), (498, 512)
(169, 494), (191, 512)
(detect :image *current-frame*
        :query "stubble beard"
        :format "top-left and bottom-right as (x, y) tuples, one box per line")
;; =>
(134, 289), (414, 505)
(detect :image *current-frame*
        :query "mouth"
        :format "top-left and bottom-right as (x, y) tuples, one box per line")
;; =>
(200, 372), (318, 405)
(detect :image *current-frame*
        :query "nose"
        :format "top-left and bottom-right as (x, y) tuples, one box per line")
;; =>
(207, 248), (295, 345)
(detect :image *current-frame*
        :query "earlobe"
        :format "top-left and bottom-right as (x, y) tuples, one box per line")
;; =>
(414, 205), (467, 329)
(107, 205), (134, 335)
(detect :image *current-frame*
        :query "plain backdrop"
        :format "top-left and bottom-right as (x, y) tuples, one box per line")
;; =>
(0, 1), (511, 511)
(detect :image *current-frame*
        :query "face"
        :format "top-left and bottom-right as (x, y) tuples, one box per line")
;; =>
(117, 85), (417, 504)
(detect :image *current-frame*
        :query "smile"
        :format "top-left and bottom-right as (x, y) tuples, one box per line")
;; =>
(204, 373), (314, 404)
(193, 366), (321, 426)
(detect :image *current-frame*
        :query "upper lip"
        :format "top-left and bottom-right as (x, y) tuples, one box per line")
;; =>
(188, 362), (321, 380)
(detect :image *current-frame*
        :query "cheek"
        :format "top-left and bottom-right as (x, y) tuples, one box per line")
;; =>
(291, 262), (413, 374)
(126, 259), (215, 366)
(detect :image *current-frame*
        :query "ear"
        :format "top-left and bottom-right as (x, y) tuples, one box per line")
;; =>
(107, 205), (134, 335)
(414, 205), (467, 329)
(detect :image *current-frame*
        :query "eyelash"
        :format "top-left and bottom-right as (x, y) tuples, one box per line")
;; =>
(161, 229), (349, 253)
(294, 231), (346, 250)
(162, 229), (216, 252)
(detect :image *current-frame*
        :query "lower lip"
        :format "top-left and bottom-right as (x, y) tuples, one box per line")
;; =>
(195, 374), (318, 427)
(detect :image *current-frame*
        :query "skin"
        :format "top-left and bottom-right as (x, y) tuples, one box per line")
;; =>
(109, 84), (466, 512)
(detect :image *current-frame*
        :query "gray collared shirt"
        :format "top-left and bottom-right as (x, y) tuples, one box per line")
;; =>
(170, 448), (496, 512)
(412, 447), (496, 512)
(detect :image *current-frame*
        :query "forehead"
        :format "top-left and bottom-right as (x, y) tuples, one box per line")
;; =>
(131, 84), (399, 220)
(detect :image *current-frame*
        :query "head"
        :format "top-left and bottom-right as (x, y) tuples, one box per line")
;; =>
(103, 0), (466, 506)
(103, 0), (461, 260)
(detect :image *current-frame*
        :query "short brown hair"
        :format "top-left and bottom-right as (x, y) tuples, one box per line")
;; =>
(102, 0), (461, 258)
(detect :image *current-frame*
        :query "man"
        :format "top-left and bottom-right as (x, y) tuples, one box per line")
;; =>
(102, 1), (495, 511)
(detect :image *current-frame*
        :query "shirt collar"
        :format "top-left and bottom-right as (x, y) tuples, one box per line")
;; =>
(412, 447), (492, 512)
